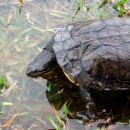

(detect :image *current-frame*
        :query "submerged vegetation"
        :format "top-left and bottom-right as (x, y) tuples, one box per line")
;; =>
(0, 0), (130, 130)
(0, 75), (9, 94)
(73, 0), (130, 18)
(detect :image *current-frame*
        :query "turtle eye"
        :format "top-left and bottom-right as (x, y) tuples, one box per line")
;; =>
(33, 70), (38, 73)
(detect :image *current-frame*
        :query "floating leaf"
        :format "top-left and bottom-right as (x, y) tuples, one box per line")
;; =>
(2, 102), (13, 106)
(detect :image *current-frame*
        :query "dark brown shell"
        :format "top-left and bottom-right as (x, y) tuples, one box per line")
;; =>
(53, 17), (130, 91)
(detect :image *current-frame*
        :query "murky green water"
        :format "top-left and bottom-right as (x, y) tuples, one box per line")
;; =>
(0, 0), (130, 130)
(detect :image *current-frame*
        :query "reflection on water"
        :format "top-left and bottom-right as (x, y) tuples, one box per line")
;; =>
(46, 78), (130, 127)
(0, 0), (130, 130)
(46, 81), (87, 116)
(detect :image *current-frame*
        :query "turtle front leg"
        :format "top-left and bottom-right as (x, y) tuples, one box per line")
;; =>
(79, 85), (90, 101)
(79, 85), (96, 119)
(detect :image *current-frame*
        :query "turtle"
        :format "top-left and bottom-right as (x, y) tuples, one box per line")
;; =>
(26, 17), (130, 91)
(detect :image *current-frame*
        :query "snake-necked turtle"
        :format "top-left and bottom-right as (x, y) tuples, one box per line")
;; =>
(26, 17), (130, 91)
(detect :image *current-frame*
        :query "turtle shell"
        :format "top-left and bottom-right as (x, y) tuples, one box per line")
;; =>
(52, 17), (130, 91)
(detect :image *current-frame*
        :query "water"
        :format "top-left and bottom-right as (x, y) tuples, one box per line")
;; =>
(0, 0), (130, 130)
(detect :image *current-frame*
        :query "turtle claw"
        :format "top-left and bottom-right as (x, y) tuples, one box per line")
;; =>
(97, 122), (111, 128)
(79, 86), (90, 101)
(79, 86), (96, 121)
(85, 110), (95, 120)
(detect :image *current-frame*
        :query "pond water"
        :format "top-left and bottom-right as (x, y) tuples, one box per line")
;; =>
(0, 0), (130, 130)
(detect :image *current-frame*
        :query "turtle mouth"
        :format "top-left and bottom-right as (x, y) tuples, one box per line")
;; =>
(26, 67), (52, 78)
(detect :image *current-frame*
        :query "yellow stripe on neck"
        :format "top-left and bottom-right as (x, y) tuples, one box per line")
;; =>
(63, 71), (79, 86)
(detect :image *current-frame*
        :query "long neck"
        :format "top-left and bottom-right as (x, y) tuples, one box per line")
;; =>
(40, 60), (74, 88)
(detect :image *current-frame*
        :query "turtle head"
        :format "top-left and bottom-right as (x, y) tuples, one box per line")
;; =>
(26, 41), (56, 78)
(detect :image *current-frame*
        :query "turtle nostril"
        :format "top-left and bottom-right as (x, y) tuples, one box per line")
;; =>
(26, 67), (32, 76)
(26, 64), (35, 75)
